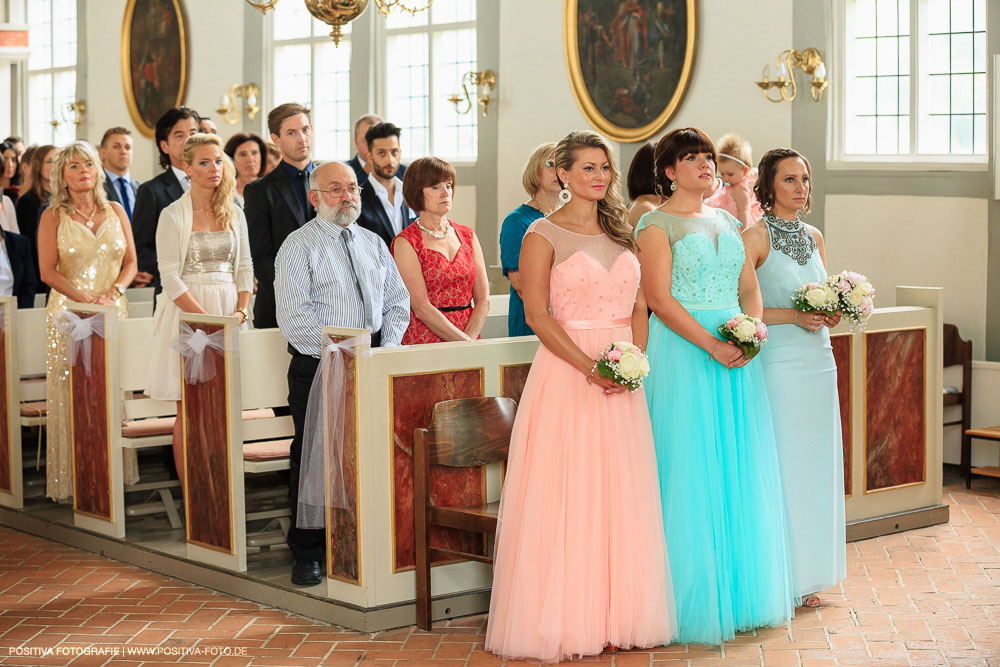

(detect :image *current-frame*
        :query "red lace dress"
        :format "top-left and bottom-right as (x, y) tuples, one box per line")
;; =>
(391, 221), (477, 344)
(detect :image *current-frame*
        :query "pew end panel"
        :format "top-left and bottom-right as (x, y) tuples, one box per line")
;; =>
(66, 303), (125, 539)
(179, 313), (248, 573)
(320, 328), (538, 612)
(0, 297), (22, 509)
(836, 286), (946, 539)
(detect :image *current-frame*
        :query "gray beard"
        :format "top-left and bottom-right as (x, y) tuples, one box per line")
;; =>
(319, 201), (360, 227)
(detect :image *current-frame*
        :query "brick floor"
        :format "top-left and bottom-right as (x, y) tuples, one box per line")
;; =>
(0, 481), (998, 666)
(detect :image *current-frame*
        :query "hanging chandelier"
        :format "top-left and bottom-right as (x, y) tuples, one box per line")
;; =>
(246, 0), (433, 46)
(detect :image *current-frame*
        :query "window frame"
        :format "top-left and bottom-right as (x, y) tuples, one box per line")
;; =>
(830, 0), (989, 171)
(375, 7), (480, 166)
(24, 0), (78, 146)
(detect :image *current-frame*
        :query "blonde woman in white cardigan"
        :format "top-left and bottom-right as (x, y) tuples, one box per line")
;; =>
(147, 133), (253, 486)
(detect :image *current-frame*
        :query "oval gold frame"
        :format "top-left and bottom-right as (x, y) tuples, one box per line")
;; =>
(120, 0), (188, 139)
(563, 0), (696, 143)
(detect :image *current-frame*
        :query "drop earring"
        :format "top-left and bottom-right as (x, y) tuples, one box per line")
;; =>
(558, 184), (572, 204)
(669, 182), (677, 192)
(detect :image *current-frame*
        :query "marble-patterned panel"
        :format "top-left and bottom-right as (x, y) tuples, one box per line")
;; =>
(71, 323), (111, 519)
(184, 323), (232, 553)
(0, 304), (10, 493)
(501, 364), (532, 406)
(391, 369), (485, 572)
(327, 340), (359, 584)
(831, 334), (852, 496)
(865, 329), (925, 492)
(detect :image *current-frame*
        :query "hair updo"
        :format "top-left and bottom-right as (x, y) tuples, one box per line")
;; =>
(753, 147), (813, 215)
(652, 127), (717, 196)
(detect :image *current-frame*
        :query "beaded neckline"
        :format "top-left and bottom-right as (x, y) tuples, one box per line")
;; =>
(763, 213), (816, 266)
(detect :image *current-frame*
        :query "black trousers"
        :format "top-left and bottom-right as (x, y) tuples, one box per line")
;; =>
(285, 331), (380, 562)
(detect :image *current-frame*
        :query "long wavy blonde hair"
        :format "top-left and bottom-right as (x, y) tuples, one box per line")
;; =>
(182, 133), (237, 230)
(553, 131), (634, 252)
(49, 141), (110, 216)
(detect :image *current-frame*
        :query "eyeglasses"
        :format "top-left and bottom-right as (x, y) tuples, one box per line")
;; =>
(312, 184), (362, 198)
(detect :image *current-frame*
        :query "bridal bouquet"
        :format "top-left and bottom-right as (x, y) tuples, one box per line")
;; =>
(597, 341), (650, 392)
(718, 313), (768, 361)
(826, 270), (875, 331)
(792, 281), (840, 317)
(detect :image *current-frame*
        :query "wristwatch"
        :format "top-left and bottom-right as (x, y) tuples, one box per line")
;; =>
(113, 283), (126, 296)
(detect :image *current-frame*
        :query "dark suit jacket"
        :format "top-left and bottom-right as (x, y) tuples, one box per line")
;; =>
(346, 154), (406, 189)
(14, 189), (44, 293)
(103, 173), (140, 211)
(2, 230), (38, 309)
(357, 178), (416, 248)
(244, 164), (315, 329)
(132, 169), (184, 291)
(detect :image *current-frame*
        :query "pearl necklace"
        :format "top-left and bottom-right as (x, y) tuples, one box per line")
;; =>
(417, 219), (450, 239)
(71, 203), (98, 229)
(193, 203), (215, 217)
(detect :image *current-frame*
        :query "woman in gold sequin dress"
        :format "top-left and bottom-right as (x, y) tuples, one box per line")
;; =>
(146, 133), (253, 488)
(37, 141), (139, 501)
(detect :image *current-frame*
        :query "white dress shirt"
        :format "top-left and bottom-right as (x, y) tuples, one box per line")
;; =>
(274, 216), (410, 357)
(0, 195), (18, 233)
(171, 165), (192, 192)
(0, 239), (14, 298)
(367, 173), (407, 236)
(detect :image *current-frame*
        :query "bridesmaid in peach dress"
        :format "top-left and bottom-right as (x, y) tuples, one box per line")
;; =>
(485, 131), (675, 663)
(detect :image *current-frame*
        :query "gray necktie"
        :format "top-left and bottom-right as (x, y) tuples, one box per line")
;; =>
(341, 227), (374, 331)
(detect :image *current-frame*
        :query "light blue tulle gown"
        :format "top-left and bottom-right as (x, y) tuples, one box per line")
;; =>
(756, 214), (847, 600)
(636, 209), (795, 645)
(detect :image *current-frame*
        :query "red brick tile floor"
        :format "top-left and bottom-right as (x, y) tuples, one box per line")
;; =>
(1, 480), (998, 666)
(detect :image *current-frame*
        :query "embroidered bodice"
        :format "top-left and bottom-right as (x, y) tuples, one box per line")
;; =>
(762, 213), (816, 266)
(635, 208), (744, 303)
(182, 230), (236, 274)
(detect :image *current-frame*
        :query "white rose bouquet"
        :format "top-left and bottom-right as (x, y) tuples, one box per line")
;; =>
(596, 341), (650, 392)
(718, 313), (768, 361)
(825, 270), (875, 331)
(792, 281), (840, 317)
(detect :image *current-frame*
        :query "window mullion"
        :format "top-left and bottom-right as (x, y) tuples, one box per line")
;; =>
(427, 29), (434, 155)
(910, 0), (917, 154)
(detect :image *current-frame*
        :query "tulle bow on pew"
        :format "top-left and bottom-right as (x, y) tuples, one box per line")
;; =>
(297, 333), (370, 529)
(170, 322), (229, 384)
(54, 311), (106, 375)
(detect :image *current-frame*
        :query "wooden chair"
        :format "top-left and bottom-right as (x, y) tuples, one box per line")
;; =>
(941, 324), (973, 486)
(413, 396), (516, 631)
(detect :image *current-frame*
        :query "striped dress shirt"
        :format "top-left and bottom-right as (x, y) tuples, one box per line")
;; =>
(275, 216), (410, 356)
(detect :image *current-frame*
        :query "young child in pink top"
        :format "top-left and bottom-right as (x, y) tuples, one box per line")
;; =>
(705, 133), (763, 229)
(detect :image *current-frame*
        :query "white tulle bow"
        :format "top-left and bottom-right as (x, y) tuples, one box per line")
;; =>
(170, 321), (229, 384)
(54, 311), (106, 376)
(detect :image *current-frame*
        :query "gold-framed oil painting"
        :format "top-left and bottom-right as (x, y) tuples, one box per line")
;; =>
(564, 0), (696, 143)
(121, 0), (187, 138)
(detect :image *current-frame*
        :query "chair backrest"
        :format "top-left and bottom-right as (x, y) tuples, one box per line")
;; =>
(942, 323), (972, 369)
(119, 317), (175, 420)
(424, 397), (516, 467)
(238, 328), (293, 443)
(15, 307), (47, 377)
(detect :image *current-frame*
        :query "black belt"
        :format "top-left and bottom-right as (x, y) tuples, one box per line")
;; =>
(437, 304), (472, 312)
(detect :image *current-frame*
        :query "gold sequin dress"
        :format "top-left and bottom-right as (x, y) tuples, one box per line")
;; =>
(45, 203), (137, 501)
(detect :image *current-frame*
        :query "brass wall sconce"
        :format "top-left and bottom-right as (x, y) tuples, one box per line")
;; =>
(217, 83), (260, 125)
(756, 48), (829, 103)
(447, 70), (497, 116)
(50, 99), (86, 128)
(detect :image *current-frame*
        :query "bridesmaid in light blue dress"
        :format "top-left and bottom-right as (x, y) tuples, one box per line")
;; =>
(744, 148), (846, 608)
(635, 128), (795, 645)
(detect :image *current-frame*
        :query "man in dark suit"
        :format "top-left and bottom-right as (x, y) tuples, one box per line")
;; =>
(130, 107), (199, 291)
(357, 122), (415, 248)
(346, 113), (407, 186)
(244, 102), (315, 329)
(0, 229), (39, 308)
(99, 127), (141, 223)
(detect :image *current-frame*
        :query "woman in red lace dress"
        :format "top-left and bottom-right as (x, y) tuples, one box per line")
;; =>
(391, 157), (490, 344)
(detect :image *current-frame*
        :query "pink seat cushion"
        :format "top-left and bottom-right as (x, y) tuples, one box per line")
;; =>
(243, 439), (291, 461)
(20, 401), (47, 417)
(121, 408), (277, 437)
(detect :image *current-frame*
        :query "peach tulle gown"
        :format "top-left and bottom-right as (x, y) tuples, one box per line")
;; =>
(485, 219), (675, 663)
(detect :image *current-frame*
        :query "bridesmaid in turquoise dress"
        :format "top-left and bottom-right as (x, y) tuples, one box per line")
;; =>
(744, 148), (846, 608)
(635, 128), (795, 645)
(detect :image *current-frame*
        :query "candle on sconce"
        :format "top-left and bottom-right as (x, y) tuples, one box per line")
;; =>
(777, 60), (789, 80)
(816, 61), (827, 79)
(762, 64), (771, 81)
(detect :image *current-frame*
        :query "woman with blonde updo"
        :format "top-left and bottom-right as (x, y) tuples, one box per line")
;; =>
(37, 141), (139, 501)
(146, 133), (253, 487)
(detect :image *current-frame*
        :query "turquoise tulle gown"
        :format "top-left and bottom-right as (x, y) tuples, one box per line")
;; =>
(636, 209), (795, 645)
(756, 214), (847, 600)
